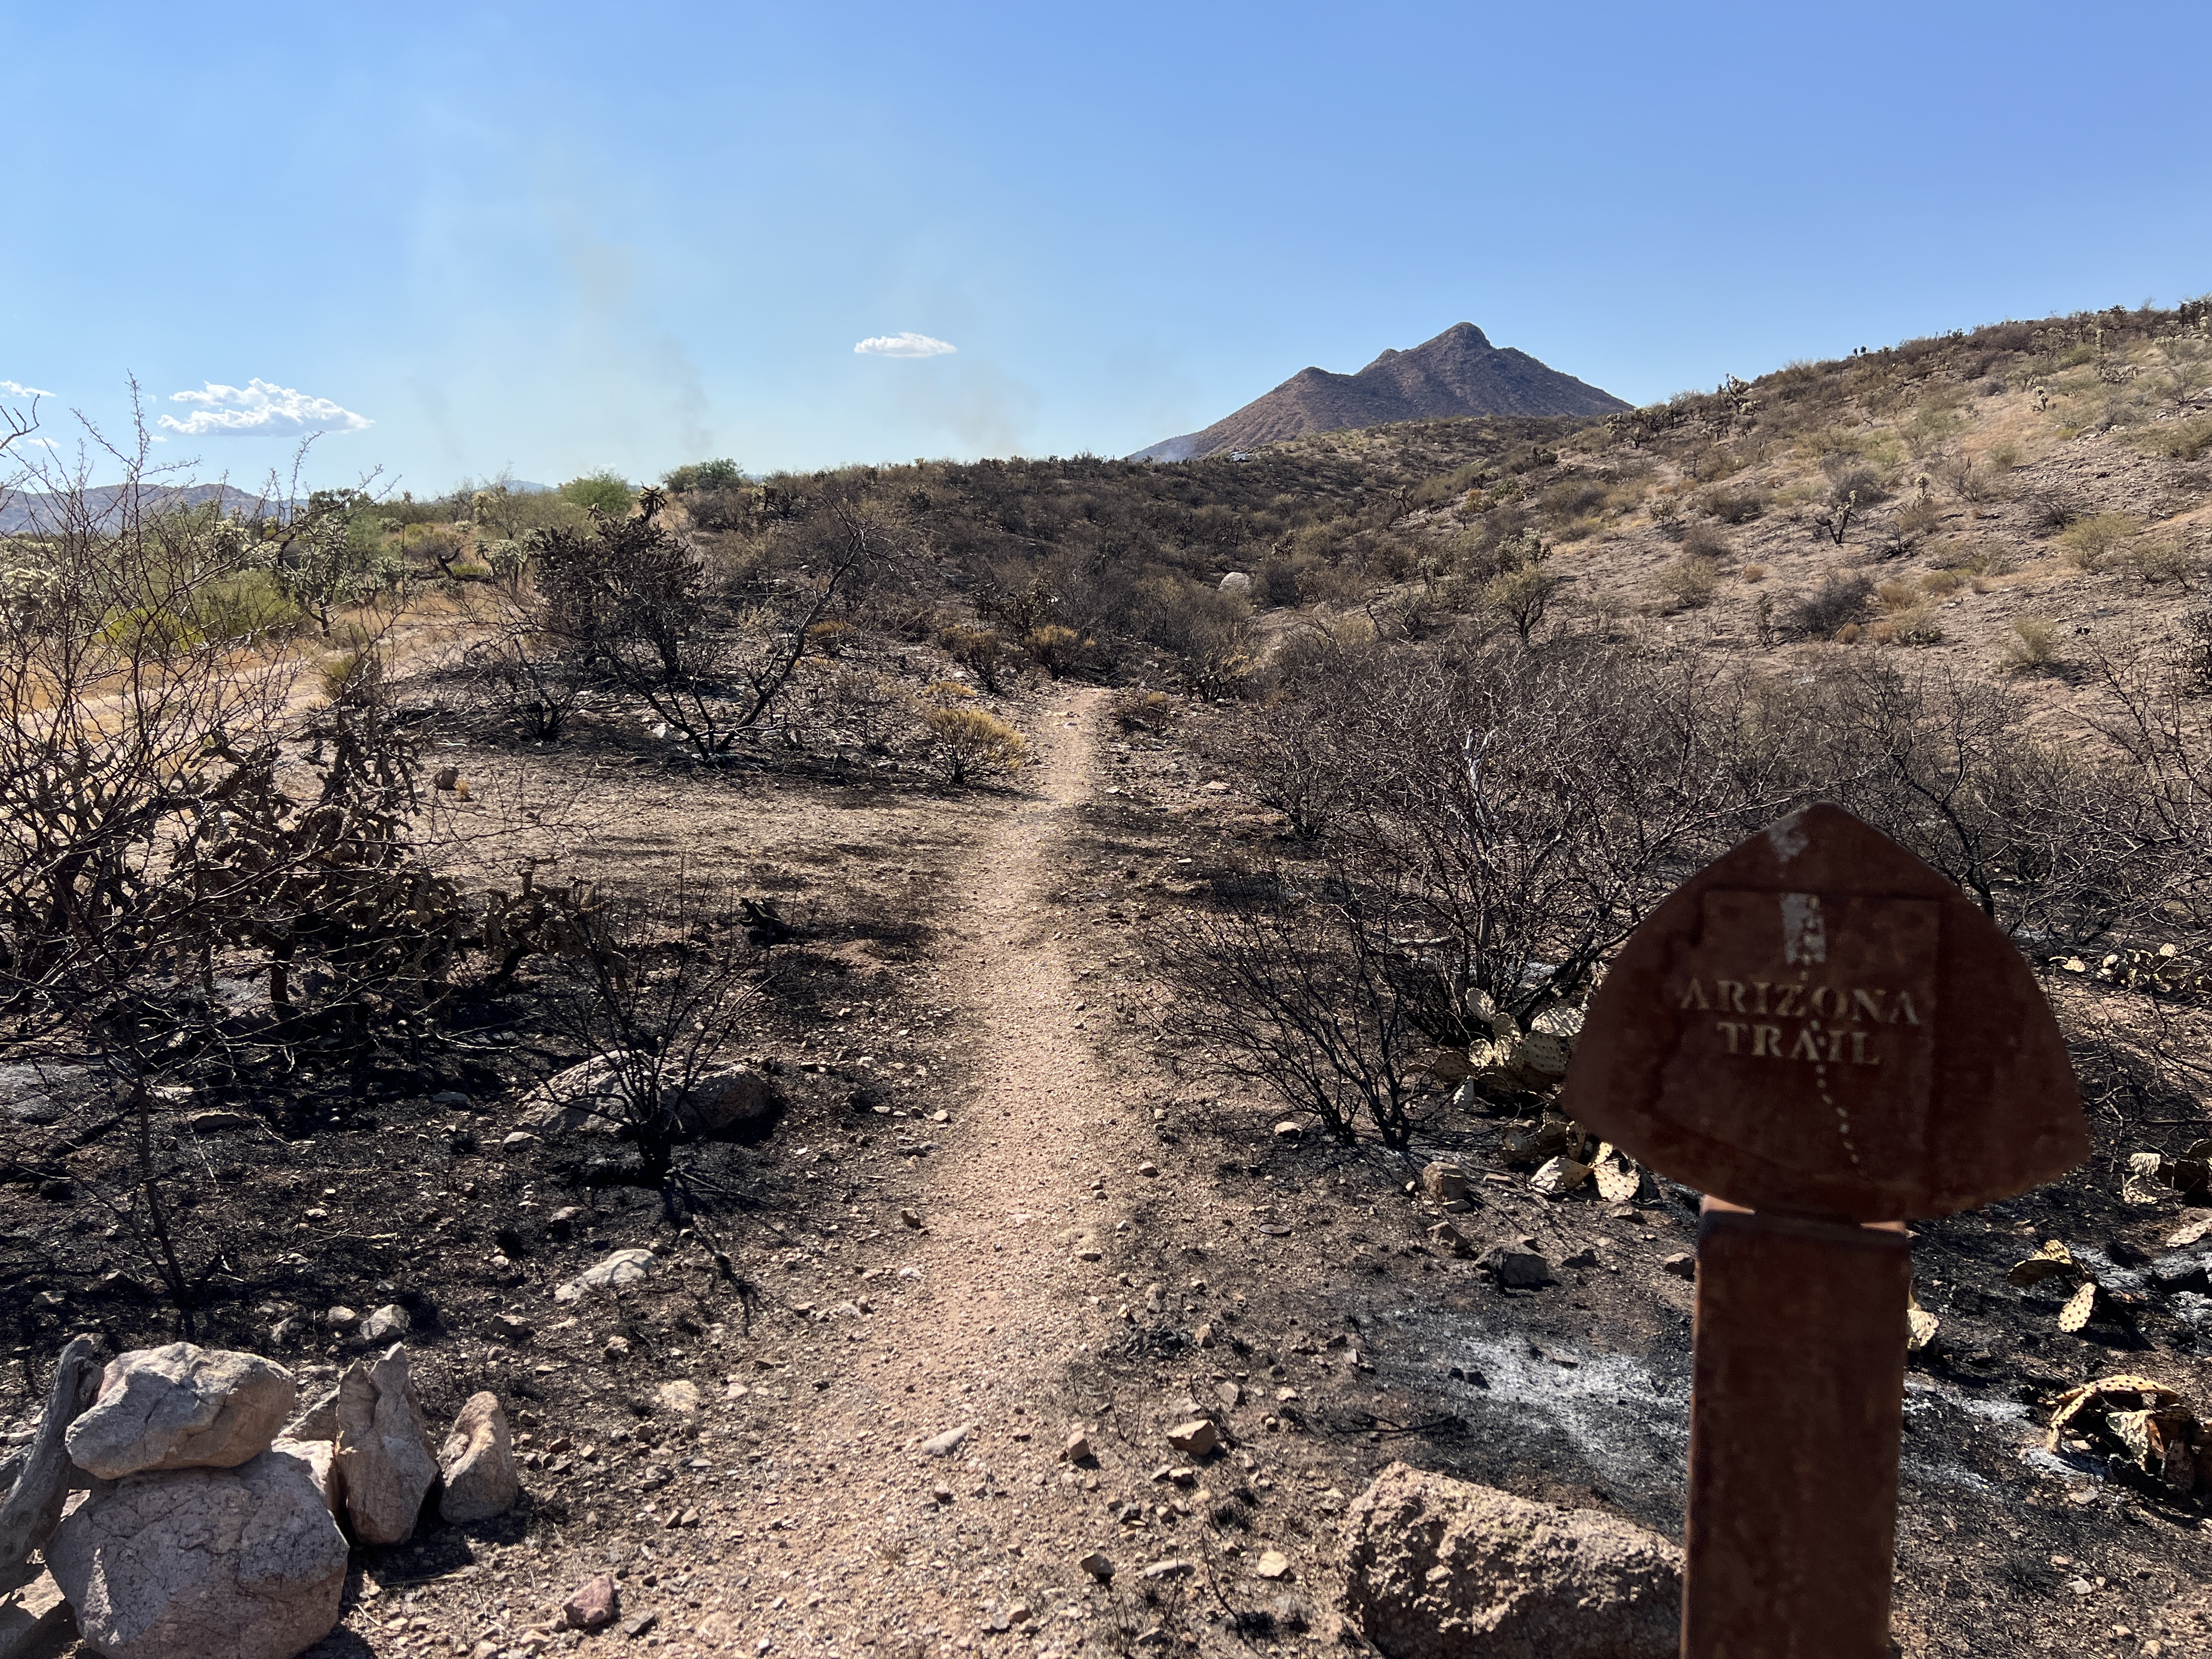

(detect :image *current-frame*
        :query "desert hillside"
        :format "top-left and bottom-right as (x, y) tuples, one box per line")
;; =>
(4, 300), (2212, 1659)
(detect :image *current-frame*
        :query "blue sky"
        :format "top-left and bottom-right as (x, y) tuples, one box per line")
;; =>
(5, 1), (2209, 493)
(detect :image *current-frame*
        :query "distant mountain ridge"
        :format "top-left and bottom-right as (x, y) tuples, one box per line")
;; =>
(1132, 322), (1629, 462)
(0, 482), (273, 535)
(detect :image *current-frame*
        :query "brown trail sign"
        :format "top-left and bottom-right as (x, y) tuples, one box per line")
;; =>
(1560, 805), (2087, 1659)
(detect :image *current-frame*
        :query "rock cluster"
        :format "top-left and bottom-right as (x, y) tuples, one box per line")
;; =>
(13, 1339), (525, 1659)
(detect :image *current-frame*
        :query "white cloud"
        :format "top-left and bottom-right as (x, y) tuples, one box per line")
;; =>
(0, 380), (53, 398)
(853, 332), (956, 359)
(157, 379), (372, 438)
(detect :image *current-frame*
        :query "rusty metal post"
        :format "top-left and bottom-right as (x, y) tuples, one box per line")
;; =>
(1682, 1200), (1911, 1659)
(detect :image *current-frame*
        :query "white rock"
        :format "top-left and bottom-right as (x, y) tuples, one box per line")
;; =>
(656, 1380), (703, 1414)
(1165, 1419), (1217, 1457)
(515, 1053), (641, 1137)
(518, 1054), (776, 1140)
(360, 1304), (411, 1342)
(48, 1447), (348, 1659)
(64, 1344), (297, 1480)
(553, 1248), (657, 1304)
(919, 1425), (970, 1457)
(438, 1393), (519, 1524)
(334, 1344), (437, 1546)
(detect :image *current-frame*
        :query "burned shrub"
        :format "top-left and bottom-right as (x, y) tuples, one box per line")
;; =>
(1783, 573), (1875, 637)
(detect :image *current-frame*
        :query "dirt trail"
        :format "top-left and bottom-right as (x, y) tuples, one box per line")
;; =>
(701, 686), (1172, 1655)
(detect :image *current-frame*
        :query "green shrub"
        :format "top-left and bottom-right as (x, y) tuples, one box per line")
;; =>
(195, 570), (303, 641)
(2057, 512), (2138, 569)
(2140, 416), (2212, 462)
(558, 470), (636, 515)
(1653, 554), (1719, 610)
(662, 458), (747, 493)
(922, 702), (1028, 785)
(1875, 604), (1944, 646)
(2002, 614), (2060, 674)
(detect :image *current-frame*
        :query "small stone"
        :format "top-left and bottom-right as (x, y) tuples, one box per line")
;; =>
(900, 1208), (923, 1229)
(1255, 1549), (1291, 1580)
(1142, 1559), (1195, 1580)
(603, 1336), (632, 1361)
(65, 1343), (298, 1479)
(1165, 1419), (1217, 1457)
(1076, 1247), (1103, 1262)
(545, 1205), (587, 1239)
(268, 1315), (306, 1348)
(489, 1313), (533, 1343)
(1062, 1429), (1093, 1463)
(657, 1380), (703, 1414)
(1427, 1221), (1472, 1257)
(1661, 1251), (1697, 1281)
(562, 1573), (620, 1630)
(430, 1090), (470, 1107)
(1137, 1162), (1159, 1178)
(439, 1392), (520, 1523)
(919, 1425), (970, 1457)
(554, 1248), (657, 1304)
(1483, 1246), (1555, 1290)
(1193, 1323), (1215, 1348)
(360, 1304), (411, 1342)
(187, 1109), (258, 1131)
(1272, 1120), (1302, 1139)
(499, 1131), (537, 1153)
(323, 1306), (358, 1328)
(1079, 1551), (1115, 1582)
(619, 1611), (659, 1638)
(1216, 1382), (1242, 1409)
(1421, 1161), (1470, 1202)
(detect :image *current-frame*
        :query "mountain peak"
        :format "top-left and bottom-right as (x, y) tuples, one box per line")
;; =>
(1132, 322), (1622, 462)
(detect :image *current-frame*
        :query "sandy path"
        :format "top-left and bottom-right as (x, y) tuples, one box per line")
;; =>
(700, 687), (1165, 1656)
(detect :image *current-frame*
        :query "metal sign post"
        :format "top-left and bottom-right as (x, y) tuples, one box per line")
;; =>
(1561, 805), (2088, 1659)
